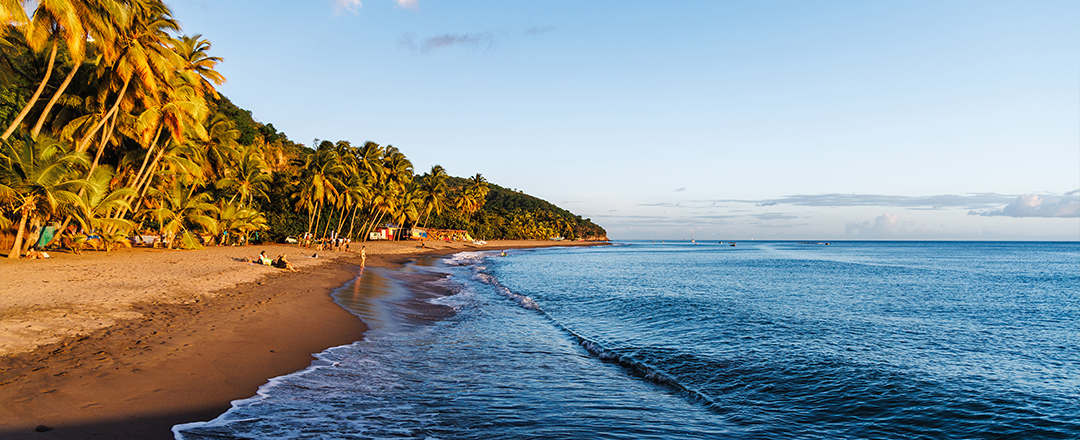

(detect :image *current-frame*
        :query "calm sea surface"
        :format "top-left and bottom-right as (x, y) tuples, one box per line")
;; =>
(176, 241), (1080, 439)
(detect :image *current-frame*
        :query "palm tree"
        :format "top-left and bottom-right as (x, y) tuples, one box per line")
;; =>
(217, 144), (270, 206)
(201, 113), (240, 179)
(296, 146), (341, 242)
(29, 0), (126, 138)
(173, 33), (224, 99)
(216, 202), (268, 245)
(417, 164), (448, 228)
(69, 166), (136, 251)
(1, 0), (82, 139)
(124, 75), (208, 215)
(0, 135), (88, 258)
(72, 0), (181, 155)
(392, 182), (420, 239)
(2, 0), (124, 139)
(141, 184), (217, 249)
(466, 173), (489, 211)
(341, 169), (370, 240)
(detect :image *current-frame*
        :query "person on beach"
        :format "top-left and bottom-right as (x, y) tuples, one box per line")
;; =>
(273, 254), (296, 271)
(360, 246), (366, 267)
(25, 249), (49, 259)
(254, 251), (272, 266)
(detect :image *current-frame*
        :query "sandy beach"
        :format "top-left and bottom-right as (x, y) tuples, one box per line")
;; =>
(0, 240), (600, 439)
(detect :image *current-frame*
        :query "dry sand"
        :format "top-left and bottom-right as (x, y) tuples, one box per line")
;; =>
(0, 239), (600, 439)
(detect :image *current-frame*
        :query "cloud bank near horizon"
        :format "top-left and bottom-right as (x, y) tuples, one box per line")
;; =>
(734, 193), (1018, 210)
(968, 192), (1080, 218)
(638, 191), (1080, 215)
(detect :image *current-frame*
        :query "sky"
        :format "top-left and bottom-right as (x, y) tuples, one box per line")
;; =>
(169, 0), (1079, 240)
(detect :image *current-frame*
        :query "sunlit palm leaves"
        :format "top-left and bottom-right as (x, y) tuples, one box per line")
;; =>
(142, 184), (216, 249)
(0, 135), (88, 257)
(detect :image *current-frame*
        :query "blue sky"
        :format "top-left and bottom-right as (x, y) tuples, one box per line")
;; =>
(170, 0), (1079, 240)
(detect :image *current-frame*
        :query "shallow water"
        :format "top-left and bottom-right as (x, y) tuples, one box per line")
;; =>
(176, 241), (1080, 439)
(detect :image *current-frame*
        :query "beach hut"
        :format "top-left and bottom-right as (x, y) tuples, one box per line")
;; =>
(371, 227), (398, 241)
(410, 228), (429, 240)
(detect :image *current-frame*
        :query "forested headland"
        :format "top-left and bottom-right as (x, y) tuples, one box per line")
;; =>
(0, 0), (605, 257)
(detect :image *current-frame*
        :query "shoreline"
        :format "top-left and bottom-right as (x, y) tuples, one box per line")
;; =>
(0, 240), (602, 439)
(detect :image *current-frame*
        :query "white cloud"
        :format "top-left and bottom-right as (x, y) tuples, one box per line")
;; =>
(845, 213), (902, 238)
(394, 0), (419, 10)
(334, 0), (362, 15)
(968, 192), (1080, 218)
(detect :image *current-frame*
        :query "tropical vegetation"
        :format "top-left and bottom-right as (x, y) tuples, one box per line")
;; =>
(0, 0), (604, 258)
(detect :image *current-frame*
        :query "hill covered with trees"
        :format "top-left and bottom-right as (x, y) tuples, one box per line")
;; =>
(0, 0), (604, 257)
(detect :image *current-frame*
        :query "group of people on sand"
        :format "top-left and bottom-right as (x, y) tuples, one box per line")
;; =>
(300, 232), (353, 252)
(253, 251), (295, 271)
(251, 244), (365, 272)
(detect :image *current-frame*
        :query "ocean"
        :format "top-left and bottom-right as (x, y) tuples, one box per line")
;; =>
(175, 241), (1080, 439)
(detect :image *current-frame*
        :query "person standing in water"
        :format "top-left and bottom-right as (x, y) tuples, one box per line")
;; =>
(360, 246), (366, 267)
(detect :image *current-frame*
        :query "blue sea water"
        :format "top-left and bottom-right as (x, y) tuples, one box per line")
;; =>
(175, 241), (1080, 439)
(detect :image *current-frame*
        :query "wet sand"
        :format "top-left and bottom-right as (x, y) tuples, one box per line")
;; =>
(0, 240), (600, 439)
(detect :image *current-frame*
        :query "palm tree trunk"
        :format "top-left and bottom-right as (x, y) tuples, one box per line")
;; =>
(359, 211), (376, 243)
(303, 201), (315, 247)
(86, 107), (120, 178)
(370, 210), (387, 241)
(6, 205), (30, 258)
(129, 124), (165, 189)
(2, 42), (58, 140)
(346, 204), (359, 240)
(311, 200), (323, 242)
(368, 208), (389, 242)
(31, 62), (80, 137)
(22, 217), (41, 255)
(128, 148), (167, 216)
(320, 204), (335, 241)
(76, 76), (130, 153)
(335, 202), (349, 239)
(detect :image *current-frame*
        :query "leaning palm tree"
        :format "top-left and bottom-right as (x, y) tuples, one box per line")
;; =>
(28, 0), (126, 138)
(71, 0), (182, 155)
(3, 0), (125, 139)
(2, 0), (85, 140)
(0, 135), (88, 258)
